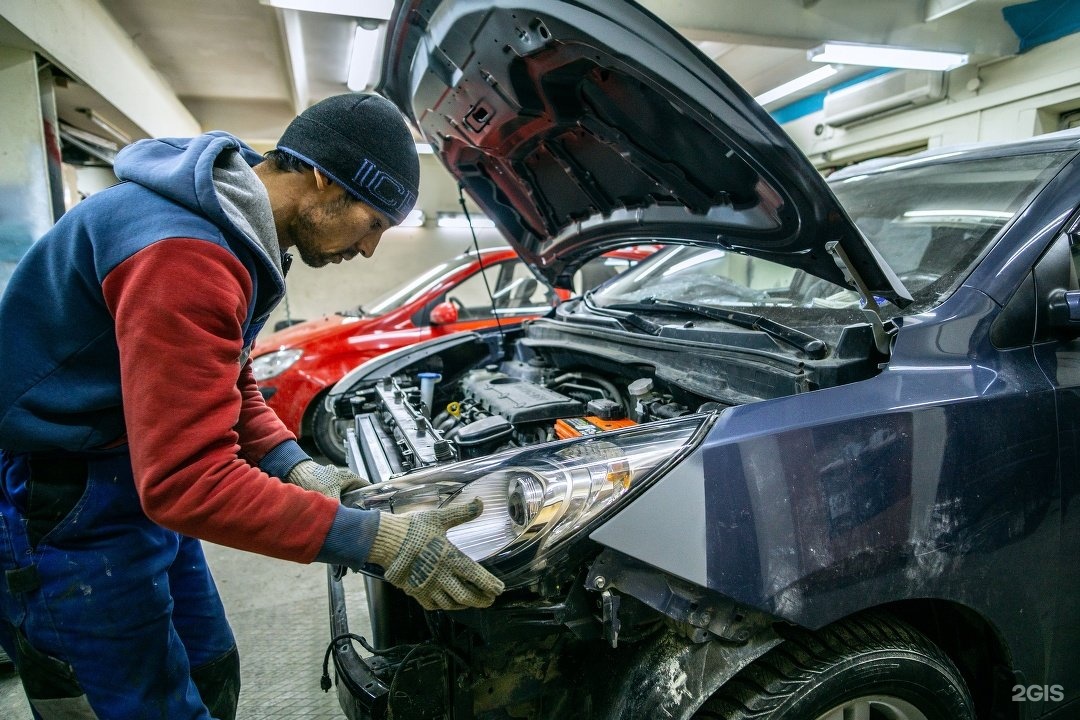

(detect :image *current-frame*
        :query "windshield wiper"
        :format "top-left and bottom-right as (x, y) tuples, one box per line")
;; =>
(581, 292), (663, 335)
(604, 297), (828, 359)
(336, 305), (366, 318)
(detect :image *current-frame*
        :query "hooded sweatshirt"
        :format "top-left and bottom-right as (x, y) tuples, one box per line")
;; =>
(0, 132), (378, 564)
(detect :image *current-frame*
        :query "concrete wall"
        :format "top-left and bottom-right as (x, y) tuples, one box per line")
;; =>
(264, 224), (507, 333)
(0, 46), (52, 294)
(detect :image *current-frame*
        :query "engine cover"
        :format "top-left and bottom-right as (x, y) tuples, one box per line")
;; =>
(464, 374), (583, 424)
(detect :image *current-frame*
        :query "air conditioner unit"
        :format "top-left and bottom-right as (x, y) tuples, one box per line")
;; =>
(823, 70), (946, 127)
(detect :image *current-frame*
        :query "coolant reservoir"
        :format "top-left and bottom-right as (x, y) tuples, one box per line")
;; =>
(627, 377), (655, 422)
(418, 372), (441, 418)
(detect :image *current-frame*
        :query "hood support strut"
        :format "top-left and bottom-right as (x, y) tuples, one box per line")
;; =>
(826, 241), (895, 355)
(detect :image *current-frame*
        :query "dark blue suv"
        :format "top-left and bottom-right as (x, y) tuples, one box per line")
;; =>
(322, 1), (1080, 718)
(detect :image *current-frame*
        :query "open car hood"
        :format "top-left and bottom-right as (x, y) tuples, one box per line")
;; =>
(380, 0), (910, 305)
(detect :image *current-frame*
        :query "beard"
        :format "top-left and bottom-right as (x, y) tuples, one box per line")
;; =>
(285, 196), (354, 268)
(289, 213), (333, 268)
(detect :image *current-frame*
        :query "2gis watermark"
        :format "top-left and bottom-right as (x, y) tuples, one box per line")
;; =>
(1012, 684), (1064, 703)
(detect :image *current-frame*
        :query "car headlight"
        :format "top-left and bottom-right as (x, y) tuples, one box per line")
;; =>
(251, 348), (303, 380)
(350, 415), (709, 586)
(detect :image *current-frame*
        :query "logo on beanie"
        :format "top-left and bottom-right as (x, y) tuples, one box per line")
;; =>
(354, 158), (417, 215)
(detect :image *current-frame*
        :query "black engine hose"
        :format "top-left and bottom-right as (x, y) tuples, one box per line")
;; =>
(549, 372), (625, 410)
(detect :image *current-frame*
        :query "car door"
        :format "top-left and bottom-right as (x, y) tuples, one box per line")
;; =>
(429, 258), (550, 335)
(1034, 223), (1080, 712)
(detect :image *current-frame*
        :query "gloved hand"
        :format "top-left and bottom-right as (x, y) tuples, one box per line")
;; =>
(285, 460), (370, 497)
(368, 498), (505, 611)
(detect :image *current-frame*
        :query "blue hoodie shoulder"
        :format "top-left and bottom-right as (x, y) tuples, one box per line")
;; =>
(0, 132), (280, 453)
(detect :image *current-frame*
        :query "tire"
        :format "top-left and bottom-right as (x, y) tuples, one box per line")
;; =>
(696, 612), (974, 720)
(311, 395), (349, 466)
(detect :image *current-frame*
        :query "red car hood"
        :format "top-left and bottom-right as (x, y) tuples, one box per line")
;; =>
(254, 314), (377, 354)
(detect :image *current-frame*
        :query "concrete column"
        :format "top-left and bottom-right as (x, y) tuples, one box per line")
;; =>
(0, 46), (52, 292)
(0, 0), (199, 139)
(38, 65), (65, 221)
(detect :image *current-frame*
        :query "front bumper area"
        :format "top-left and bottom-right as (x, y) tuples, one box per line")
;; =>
(327, 569), (390, 719)
(327, 552), (783, 720)
(328, 569), (456, 720)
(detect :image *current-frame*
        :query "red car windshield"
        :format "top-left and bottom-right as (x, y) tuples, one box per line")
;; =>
(341, 253), (490, 317)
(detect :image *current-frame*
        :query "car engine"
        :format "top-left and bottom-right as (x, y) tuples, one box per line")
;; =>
(345, 354), (705, 484)
(334, 307), (878, 486)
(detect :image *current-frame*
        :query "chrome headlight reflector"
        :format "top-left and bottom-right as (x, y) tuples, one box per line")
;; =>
(351, 415), (709, 585)
(251, 348), (303, 380)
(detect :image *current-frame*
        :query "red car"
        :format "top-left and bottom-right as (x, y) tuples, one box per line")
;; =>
(252, 246), (653, 463)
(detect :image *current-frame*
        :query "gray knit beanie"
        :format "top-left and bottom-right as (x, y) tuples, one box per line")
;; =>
(277, 93), (419, 225)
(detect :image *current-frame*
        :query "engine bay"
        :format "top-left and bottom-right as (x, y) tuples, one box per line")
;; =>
(342, 347), (711, 484)
(334, 314), (882, 485)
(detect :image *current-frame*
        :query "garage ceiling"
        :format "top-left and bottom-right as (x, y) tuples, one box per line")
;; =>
(0, 0), (1035, 152)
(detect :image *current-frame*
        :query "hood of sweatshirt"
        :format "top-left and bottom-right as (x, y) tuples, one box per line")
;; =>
(114, 131), (285, 297)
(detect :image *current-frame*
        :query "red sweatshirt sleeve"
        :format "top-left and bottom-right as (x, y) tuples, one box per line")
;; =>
(102, 238), (338, 562)
(235, 360), (294, 465)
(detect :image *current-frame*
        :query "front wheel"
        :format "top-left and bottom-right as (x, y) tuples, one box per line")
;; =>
(311, 396), (348, 466)
(696, 612), (974, 720)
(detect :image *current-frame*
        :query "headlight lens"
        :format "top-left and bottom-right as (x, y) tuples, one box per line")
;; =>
(251, 348), (303, 380)
(350, 415), (708, 585)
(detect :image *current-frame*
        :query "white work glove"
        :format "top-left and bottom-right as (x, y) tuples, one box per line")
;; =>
(285, 460), (370, 497)
(367, 498), (505, 611)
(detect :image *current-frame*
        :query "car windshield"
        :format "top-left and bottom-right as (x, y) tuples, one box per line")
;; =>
(591, 150), (1070, 316)
(342, 253), (486, 317)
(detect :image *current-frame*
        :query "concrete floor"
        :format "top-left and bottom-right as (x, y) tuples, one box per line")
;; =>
(0, 445), (374, 719)
(0, 542), (373, 719)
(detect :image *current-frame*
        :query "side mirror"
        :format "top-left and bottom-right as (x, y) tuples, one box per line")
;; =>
(429, 301), (459, 326)
(1049, 289), (1080, 332)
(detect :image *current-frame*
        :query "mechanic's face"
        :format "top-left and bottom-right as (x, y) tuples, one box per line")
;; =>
(287, 182), (391, 268)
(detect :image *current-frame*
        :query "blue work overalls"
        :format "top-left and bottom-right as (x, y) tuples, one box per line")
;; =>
(0, 449), (239, 719)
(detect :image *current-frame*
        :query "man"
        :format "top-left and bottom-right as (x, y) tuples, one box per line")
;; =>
(0, 93), (503, 719)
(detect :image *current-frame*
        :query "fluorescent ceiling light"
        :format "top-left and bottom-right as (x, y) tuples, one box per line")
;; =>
(347, 20), (383, 91)
(437, 212), (496, 229)
(754, 65), (838, 106)
(415, 143), (434, 154)
(59, 121), (119, 152)
(260, 0), (392, 19)
(399, 209), (426, 227)
(903, 209), (1013, 219)
(809, 42), (968, 71)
